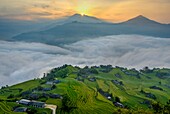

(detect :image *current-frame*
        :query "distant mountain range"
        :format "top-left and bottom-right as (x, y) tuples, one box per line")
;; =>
(1, 14), (170, 45)
(0, 18), (59, 40)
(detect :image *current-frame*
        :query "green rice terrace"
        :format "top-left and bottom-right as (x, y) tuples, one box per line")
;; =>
(0, 65), (170, 114)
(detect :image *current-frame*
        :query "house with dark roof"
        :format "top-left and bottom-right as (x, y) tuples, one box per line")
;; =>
(112, 80), (124, 86)
(53, 80), (61, 84)
(150, 86), (163, 91)
(29, 93), (39, 100)
(17, 99), (30, 105)
(43, 87), (52, 91)
(98, 89), (112, 100)
(17, 99), (45, 108)
(29, 101), (45, 108)
(46, 81), (53, 85)
(42, 93), (50, 97)
(114, 102), (124, 108)
(14, 107), (27, 112)
(115, 73), (122, 78)
(50, 94), (62, 99)
(88, 77), (96, 82)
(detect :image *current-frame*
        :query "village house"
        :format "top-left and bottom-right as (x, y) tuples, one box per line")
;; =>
(76, 77), (84, 82)
(17, 99), (30, 105)
(107, 96), (112, 100)
(112, 80), (123, 86)
(42, 93), (50, 97)
(46, 81), (53, 85)
(29, 101), (45, 108)
(46, 80), (61, 85)
(88, 77), (96, 82)
(43, 87), (52, 91)
(17, 99), (45, 108)
(114, 73), (122, 78)
(98, 89), (112, 100)
(14, 107), (27, 112)
(21, 91), (32, 96)
(150, 86), (163, 91)
(53, 80), (61, 84)
(29, 93), (39, 100)
(50, 94), (62, 99)
(114, 102), (124, 108)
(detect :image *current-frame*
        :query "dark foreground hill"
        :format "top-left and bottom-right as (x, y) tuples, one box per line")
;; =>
(12, 14), (170, 45)
(0, 65), (170, 113)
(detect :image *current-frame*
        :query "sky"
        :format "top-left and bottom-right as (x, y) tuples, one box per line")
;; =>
(0, 0), (170, 23)
(0, 35), (170, 86)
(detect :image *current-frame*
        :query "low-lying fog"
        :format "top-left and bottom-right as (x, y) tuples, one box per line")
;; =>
(0, 35), (170, 86)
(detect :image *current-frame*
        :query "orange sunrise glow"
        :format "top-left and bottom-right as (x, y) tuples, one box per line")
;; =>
(0, 0), (170, 23)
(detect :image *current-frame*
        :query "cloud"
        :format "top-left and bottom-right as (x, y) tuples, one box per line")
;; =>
(65, 35), (170, 67)
(0, 35), (170, 86)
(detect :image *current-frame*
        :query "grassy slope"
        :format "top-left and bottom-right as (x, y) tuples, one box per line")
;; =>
(0, 101), (52, 114)
(0, 101), (26, 114)
(0, 65), (170, 114)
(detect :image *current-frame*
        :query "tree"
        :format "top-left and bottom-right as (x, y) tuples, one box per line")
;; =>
(90, 68), (98, 74)
(37, 86), (43, 91)
(163, 99), (170, 114)
(1, 86), (6, 89)
(152, 102), (163, 113)
(52, 84), (56, 89)
(43, 73), (46, 78)
(7, 94), (14, 99)
(115, 96), (120, 102)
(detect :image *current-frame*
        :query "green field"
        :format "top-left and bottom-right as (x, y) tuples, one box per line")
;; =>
(0, 65), (170, 114)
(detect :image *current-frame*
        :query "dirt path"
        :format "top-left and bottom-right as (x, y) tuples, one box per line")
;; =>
(45, 104), (57, 114)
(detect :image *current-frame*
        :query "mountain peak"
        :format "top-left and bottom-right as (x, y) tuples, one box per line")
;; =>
(136, 15), (147, 18)
(70, 13), (97, 19)
(134, 15), (150, 21)
(71, 13), (94, 17)
(124, 15), (160, 25)
(71, 13), (83, 17)
(66, 13), (106, 23)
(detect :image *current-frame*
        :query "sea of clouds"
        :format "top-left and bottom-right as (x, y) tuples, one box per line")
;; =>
(0, 35), (170, 86)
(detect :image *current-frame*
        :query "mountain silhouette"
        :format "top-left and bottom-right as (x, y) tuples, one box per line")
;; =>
(65, 13), (106, 23)
(11, 14), (170, 45)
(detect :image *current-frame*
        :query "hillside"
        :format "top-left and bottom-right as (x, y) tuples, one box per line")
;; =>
(0, 65), (170, 114)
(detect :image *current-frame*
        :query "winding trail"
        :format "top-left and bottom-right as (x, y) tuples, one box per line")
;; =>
(45, 104), (57, 114)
